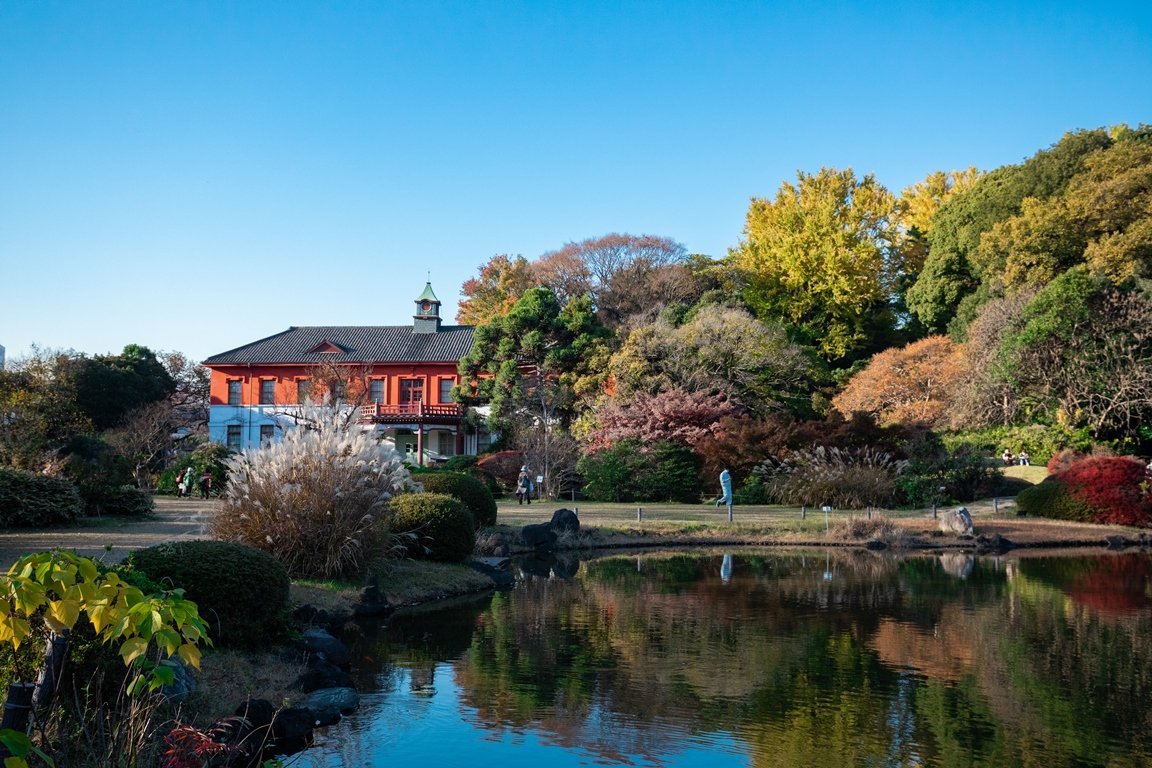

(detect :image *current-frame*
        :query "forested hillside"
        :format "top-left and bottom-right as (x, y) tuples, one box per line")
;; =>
(456, 125), (1152, 508)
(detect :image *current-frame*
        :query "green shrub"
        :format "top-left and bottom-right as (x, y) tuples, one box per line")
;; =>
(85, 484), (153, 517)
(416, 471), (498, 527)
(127, 539), (290, 649)
(943, 424), (1098, 467)
(59, 434), (137, 515)
(0, 467), (84, 527)
(389, 492), (476, 563)
(578, 440), (701, 503)
(896, 435), (996, 507)
(1015, 478), (1094, 522)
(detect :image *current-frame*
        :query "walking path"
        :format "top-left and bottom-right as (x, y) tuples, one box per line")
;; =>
(0, 497), (218, 569)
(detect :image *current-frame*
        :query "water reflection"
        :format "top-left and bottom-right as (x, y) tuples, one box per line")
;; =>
(300, 550), (1152, 767)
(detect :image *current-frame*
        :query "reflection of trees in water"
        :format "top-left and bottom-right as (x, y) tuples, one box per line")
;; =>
(327, 551), (1152, 767)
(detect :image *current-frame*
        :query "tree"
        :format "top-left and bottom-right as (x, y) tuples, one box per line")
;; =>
(898, 168), (981, 276)
(583, 388), (741, 453)
(458, 288), (611, 496)
(730, 167), (904, 363)
(59, 345), (175, 431)
(103, 400), (176, 488)
(831, 336), (968, 428)
(457, 254), (536, 325)
(948, 290), (1034, 428)
(0, 353), (92, 470)
(906, 128), (1114, 332)
(606, 304), (816, 416)
(160, 351), (211, 438)
(534, 233), (691, 327)
(999, 268), (1152, 439)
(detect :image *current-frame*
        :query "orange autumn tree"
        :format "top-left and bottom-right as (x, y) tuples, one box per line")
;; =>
(832, 336), (968, 427)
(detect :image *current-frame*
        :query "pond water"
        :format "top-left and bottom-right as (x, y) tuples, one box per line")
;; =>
(294, 549), (1152, 767)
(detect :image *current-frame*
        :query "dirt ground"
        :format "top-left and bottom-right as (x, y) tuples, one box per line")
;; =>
(0, 496), (219, 569)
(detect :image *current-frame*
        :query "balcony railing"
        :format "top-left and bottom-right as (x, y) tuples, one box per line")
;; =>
(358, 402), (464, 422)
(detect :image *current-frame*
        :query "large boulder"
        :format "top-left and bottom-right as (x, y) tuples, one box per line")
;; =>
(296, 627), (351, 667)
(550, 507), (580, 535)
(521, 522), (558, 550)
(301, 687), (361, 727)
(940, 506), (974, 535)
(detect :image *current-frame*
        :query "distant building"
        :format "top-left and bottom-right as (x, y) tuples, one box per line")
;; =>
(0, 344), (5, 370)
(202, 283), (484, 462)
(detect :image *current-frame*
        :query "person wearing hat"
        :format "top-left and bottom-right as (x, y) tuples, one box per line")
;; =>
(516, 466), (532, 505)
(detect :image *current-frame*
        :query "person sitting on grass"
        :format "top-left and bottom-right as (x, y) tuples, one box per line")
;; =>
(1002, 448), (1015, 466)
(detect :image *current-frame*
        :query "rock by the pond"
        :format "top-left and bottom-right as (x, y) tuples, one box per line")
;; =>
(297, 627), (351, 667)
(551, 507), (580, 534)
(270, 706), (318, 753)
(293, 661), (355, 693)
(521, 521), (558, 550)
(940, 506), (974, 535)
(301, 687), (361, 726)
(975, 533), (1015, 554)
(352, 583), (394, 618)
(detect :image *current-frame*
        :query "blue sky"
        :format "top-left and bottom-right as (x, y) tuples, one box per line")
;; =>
(2, 1), (1149, 364)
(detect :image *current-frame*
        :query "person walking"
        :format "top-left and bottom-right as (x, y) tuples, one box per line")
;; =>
(516, 466), (532, 505)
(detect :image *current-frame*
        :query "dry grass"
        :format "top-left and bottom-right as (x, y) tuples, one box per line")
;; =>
(826, 514), (907, 545)
(179, 648), (308, 728)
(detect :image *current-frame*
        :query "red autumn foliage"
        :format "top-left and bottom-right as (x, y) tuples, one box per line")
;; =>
(586, 388), (741, 453)
(1067, 556), (1152, 615)
(476, 450), (526, 490)
(1055, 456), (1152, 527)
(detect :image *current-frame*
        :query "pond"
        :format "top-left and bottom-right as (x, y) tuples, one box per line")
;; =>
(294, 549), (1152, 767)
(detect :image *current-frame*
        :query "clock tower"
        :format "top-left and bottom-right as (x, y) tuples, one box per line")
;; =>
(413, 282), (442, 334)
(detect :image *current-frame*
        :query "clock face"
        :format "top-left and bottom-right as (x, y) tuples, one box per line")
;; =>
(421, 301), (431, 312)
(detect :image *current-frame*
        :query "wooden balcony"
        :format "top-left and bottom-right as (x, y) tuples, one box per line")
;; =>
(358, 401), (465, 426)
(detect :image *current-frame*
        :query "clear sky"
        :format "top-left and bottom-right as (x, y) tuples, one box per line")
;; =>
(2, 1), (1149, 364)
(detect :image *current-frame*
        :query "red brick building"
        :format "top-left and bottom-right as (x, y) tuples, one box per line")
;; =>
(203, 283), (481, 461)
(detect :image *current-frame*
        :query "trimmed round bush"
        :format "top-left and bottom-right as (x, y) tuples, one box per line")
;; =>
(389, 492), (476, 563)
(416, 471), (498, 527)
(0, 467), (83, 527)
(86, 485), (153, 517)
(1057, 456), (1152, 527)
(1016, 478), (1094, 522)
(127, 540), (290, 649)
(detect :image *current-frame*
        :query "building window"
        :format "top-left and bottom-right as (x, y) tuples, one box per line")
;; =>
(226, 425), (242, 450)
(260, 380), (276, 405)
(297, 380), (312, 404)
(330, 380), (346, 401)
(400, 378), (423, 405)
(259, 424), (275, 445)
(437, 431), (456, 456)
(370, 379), (385, 404)
(439, 378), (455, 404)
(227, 380), (242, 406)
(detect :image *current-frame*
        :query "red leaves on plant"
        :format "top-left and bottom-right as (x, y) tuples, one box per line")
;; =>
(1054, 456), (1152, 527)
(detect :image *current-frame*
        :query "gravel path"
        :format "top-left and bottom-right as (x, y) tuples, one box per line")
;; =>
(0, 497), (219, 569)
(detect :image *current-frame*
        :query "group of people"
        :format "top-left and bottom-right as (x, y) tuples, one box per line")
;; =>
(1002, 448), (1030, 466)
(175, 467), (213, 498)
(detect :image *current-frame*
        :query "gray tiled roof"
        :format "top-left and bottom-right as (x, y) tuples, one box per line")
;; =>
(203, 325), (475, 365)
